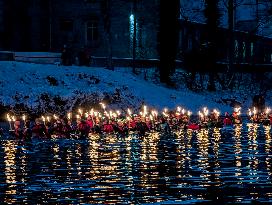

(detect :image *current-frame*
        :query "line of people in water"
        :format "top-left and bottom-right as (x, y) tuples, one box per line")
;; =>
(6, 107), (272, 140)
(3, 105), (272, 139)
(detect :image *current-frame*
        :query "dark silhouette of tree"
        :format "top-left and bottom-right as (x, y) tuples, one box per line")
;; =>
(101, 0), (113, 70)
(227, 0), (234, 80)
(204, 0), (221, 91)
(158, 0), (180, 84)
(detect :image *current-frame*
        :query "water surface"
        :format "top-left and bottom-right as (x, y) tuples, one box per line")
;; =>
(0, 124), (272, 204)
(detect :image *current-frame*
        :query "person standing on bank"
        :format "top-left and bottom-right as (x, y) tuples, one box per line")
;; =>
(61, 44), (72, 66)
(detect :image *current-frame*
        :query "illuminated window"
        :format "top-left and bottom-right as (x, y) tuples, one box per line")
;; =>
(87, 21), (98, 41)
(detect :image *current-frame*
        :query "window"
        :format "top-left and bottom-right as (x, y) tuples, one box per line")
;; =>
(60, 20), (73, 31)
(242, 42), (246, 60)
(87, 21), (98, 41)
(234, 40), (239, 59)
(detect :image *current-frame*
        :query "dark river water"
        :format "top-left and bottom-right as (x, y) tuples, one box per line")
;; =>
(0, 123), (272, 204)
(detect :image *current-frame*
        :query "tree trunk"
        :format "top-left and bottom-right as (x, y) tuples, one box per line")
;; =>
(204, 0), (220, 91)
(227, 0), (234, 88)
(102, 0), (113, 70)
(158, 0), (180, 84)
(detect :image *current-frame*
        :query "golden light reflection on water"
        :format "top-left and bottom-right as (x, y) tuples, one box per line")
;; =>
(264, 126), (272, 177)
(175, 129), (193, 180)
(212, 128), (222, 186)
(175, 130), (187, 178)
(138, 132), (160, 192)
(234, 125), (243, 179)
(1, 125), (272, 204)
(247, 123), (259, 182)
(196, 129), (210, 186)
(52, 143), (60, 169)
(100, 134), (120, 176)
(3, 140), (18, 204)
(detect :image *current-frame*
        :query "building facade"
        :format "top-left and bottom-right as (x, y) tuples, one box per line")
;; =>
(180, 0), (272, 37)
(0, 0), (159, 59)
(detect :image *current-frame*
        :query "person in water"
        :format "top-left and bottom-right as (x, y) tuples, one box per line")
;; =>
(159, 117), (171, 134)
(32, 118), (49, 138)
(223, 112), (232, 126)
(13, 120), (23, 139)
(231, 111), (242, 124)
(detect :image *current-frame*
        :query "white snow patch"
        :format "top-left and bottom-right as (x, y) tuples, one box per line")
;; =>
(0, 61), (233, 113)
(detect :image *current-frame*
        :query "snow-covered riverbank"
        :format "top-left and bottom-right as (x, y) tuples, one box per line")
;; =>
(0, 61), (263, 116)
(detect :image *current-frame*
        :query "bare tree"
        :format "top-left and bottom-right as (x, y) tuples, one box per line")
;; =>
(179, 0), (205, 22)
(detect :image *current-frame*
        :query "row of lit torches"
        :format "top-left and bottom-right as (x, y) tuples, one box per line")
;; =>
(5, 103), (272, 131)
(248, 107), (271, 117)
(5, 103), (191, 131)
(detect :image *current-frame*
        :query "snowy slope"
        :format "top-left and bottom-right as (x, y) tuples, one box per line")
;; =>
(0, 61), (232, 115)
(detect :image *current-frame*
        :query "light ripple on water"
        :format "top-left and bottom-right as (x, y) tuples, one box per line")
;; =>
(1, 125), (272, 204)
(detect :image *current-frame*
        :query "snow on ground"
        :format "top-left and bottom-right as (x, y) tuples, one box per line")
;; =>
(0, 61), (234, 115)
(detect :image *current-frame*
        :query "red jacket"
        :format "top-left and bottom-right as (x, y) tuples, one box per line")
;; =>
(86, 119), (94, 129)
(223, 117), (232, 126)
(78, 122), (90, 134)
(103, 124), (114, 133)
(32, 124), (49, 138)
(129, 120), (137, 129)
(187, 123), (199, 130)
